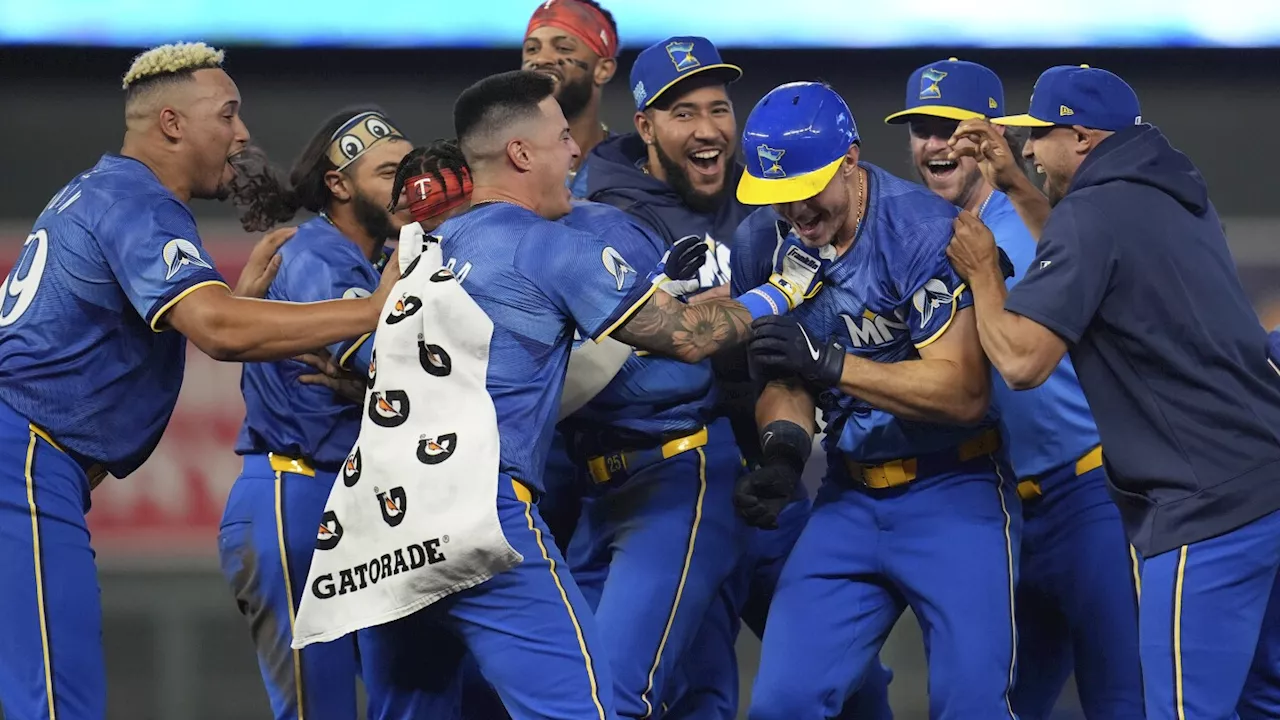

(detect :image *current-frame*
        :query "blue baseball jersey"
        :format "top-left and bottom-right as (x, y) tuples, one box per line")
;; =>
(235, 217), (382, 469)
(434, 201), (664, 491)
(732, 163), (999, 464)
(559, 203), (720, 447)
(0, 154), (227, 477)
(983, 191), (1100, 478)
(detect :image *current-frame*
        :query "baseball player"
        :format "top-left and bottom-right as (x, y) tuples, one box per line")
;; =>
(731, 81), (1021, 720)
(886, 58), (1142, 718)
(947, 64), (1280, 719)
(349, 69), (819, 719)
(0, 42), (403, 719)
(218, 113), (481, 719)
(521, 0), (618, 197)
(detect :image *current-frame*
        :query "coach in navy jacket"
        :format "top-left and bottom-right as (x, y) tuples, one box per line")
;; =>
(945, 64), (1280, 719)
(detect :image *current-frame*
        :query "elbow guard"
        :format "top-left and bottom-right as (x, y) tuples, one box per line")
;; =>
(760, 420), (811, 476)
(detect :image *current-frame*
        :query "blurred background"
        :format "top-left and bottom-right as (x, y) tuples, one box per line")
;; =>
(3, 2), (1280, 718)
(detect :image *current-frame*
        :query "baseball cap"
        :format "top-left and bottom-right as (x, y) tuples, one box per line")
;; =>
(884, 58), (1004, 124)
(737, 82), (859, 206)
(630, 36), (742, 111)
(993, 65), (1142, 131)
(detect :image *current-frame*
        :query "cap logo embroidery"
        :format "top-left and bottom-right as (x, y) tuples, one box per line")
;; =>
(988, 97), (998, 109)
(665, 41), (700, 72)
(919, 68), (947, 100)
(757, 145), (786, 178)
(1059, 105), (1075, 116)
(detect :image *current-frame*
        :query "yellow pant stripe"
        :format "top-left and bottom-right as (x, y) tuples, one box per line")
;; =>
(1174, 546), (1188, 720)
(26, 430), (57, 720)
(638, 447), (708, 718)
(521, 500), (606, 720)
(274, 471), (306, 720)
(1130, 544), (1142, 605)
(991, 458), (1018, 720)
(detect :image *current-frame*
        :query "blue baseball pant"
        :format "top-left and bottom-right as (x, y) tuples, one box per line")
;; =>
(749, 455), (1022, 720)
(1139, 507), (1280, 720)
(567, 418), (751, 719)
(218, 455), (459, 719)
(1011, 463), (1143, 719)
(0, 401), (104, 720)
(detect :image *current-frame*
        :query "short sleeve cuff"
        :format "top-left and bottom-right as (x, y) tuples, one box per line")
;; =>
(1004, 297), (1082, 346)
(147, 274), (229, 331)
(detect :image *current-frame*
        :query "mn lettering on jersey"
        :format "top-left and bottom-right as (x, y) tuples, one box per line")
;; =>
(843, 307), (909, 349)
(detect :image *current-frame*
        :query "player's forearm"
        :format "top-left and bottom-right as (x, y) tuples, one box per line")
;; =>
(1005, 176), (1052, 241)
(837, 353), (989, 425)
(757, 379), (817, 436)
(612, 292), (753, 364)
(968, 263), (1053, 390)
(168, 287), (381, 362)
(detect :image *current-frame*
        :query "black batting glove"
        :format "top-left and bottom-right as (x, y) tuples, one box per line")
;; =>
(734, 419), (811, 529)
(748, 315), (845, 390)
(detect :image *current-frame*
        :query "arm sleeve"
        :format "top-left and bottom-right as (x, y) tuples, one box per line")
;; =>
(1004, 202), (1115, 345)
(526, 221), (665, 341)
(730, 208), (785, 297)
(900, 219), (975, 349)
(281, 245), (381, 375)
(97, 195), (228, 331)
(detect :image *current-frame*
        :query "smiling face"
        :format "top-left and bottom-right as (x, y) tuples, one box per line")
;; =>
(182, 68), (250, 200)
(521, 26), (603, 122)
(638, 77), (736, 213)
(771, 147), (861, 249)
(908, 115), (988, 209)
(1023, 125), (1083, 206)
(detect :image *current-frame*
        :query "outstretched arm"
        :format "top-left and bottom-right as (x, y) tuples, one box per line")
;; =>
(611, 290), (754, 364)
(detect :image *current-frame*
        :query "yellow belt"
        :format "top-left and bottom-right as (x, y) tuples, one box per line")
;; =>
(267, 452), (535, 502)
(29, 424), (108, 490)
(845, 428), (1002, 490)
(1017, 445), (1104, 501)
(586, 427), (709, 484)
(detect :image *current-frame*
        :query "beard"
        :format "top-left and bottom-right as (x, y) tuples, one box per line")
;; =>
(353, 187), (398, 241)
(555, 71), (595, 123)
(654, 139), (729, 215)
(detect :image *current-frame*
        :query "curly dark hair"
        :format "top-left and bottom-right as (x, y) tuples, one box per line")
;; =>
(388, 138), (470, 212)
(228, 105), (386, 232)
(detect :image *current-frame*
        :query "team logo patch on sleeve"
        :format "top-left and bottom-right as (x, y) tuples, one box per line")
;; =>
(601, 246), (636, 292)
(368, 391), (411, 427)
(342, 448), (363, 487)
(417, 433), (458, 465)
(912, 279), (955, 328)
(316, 511), (344, 550)
(418, 342), (453, 377)
(162, 238), (212, 280)
(376, 487), (408, 527)
(386, 295), (423, 324)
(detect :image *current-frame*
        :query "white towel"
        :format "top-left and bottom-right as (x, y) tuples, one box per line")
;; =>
(292, 223), (522, 649)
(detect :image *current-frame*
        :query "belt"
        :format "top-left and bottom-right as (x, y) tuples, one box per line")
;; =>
(266, 452), (536, 503)
(1017, 445), (1104, 501)
(268, 452), (316, 477)
(843, 428), (1001, 490)
(29, 424), (107, 490)
(586, 427), (709, 484)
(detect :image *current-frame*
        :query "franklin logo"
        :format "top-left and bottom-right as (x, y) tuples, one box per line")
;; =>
(368, 390), (411, 428)
(912, 279), (954, 328)
(162, 238), (212, 280)
(757, 145), (786, 178)
(387, 295), (423, 324)
(419, 341), (453, 377)
(665, 40), (699, 72)
(316, 511), (343, 550)
(417, 433), (458, 465)
(919, 68), (947, 100)
(342, 448), (362, 487)
(843, 308), (908, 349)
(377, 487), (408, 527)
(601, 246), (636, 291)
(311, 538), (447, 599)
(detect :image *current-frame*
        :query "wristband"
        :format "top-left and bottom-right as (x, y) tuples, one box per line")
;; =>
(739, 283), (791, 320)
(760, 419), (812, 475)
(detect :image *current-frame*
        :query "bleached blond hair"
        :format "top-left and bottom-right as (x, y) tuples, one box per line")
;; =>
(121, 42), (225, 91)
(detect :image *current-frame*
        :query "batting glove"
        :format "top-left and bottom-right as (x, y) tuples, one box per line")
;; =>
(733, 419), (810, 529)
(748, 315), (845, 390)
(648, 234), (709, 297)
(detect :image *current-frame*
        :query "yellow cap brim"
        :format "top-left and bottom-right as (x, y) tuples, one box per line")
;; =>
(736, 155), (845, 206)
(991, 113), (1055, 127)
(884, 106), (987, 124)
(645, 64), (744, 108)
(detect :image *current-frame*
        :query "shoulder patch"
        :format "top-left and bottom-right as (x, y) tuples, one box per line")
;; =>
(163, 238), (212, 280)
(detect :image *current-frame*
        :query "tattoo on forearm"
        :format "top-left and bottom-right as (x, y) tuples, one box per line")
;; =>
(614, 293), (753, 362)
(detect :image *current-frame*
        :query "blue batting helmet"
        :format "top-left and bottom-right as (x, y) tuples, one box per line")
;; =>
(737, 81), (860, 205)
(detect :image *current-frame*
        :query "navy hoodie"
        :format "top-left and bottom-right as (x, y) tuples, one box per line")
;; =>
(1005, 125), (1280, 556)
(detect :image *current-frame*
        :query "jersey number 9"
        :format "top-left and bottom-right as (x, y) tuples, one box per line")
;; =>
(0, 229), (49, 328)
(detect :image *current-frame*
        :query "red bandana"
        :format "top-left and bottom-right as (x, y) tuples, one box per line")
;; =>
(405, 168), (473, 223)
(525, 0), (617, 59)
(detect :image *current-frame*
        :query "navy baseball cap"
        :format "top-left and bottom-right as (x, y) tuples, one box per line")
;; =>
(738, 82), (859, 205)
(994, 64), (1142, 131)
(885, 58), (1004, 124)
(630, 36), (742, 111)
